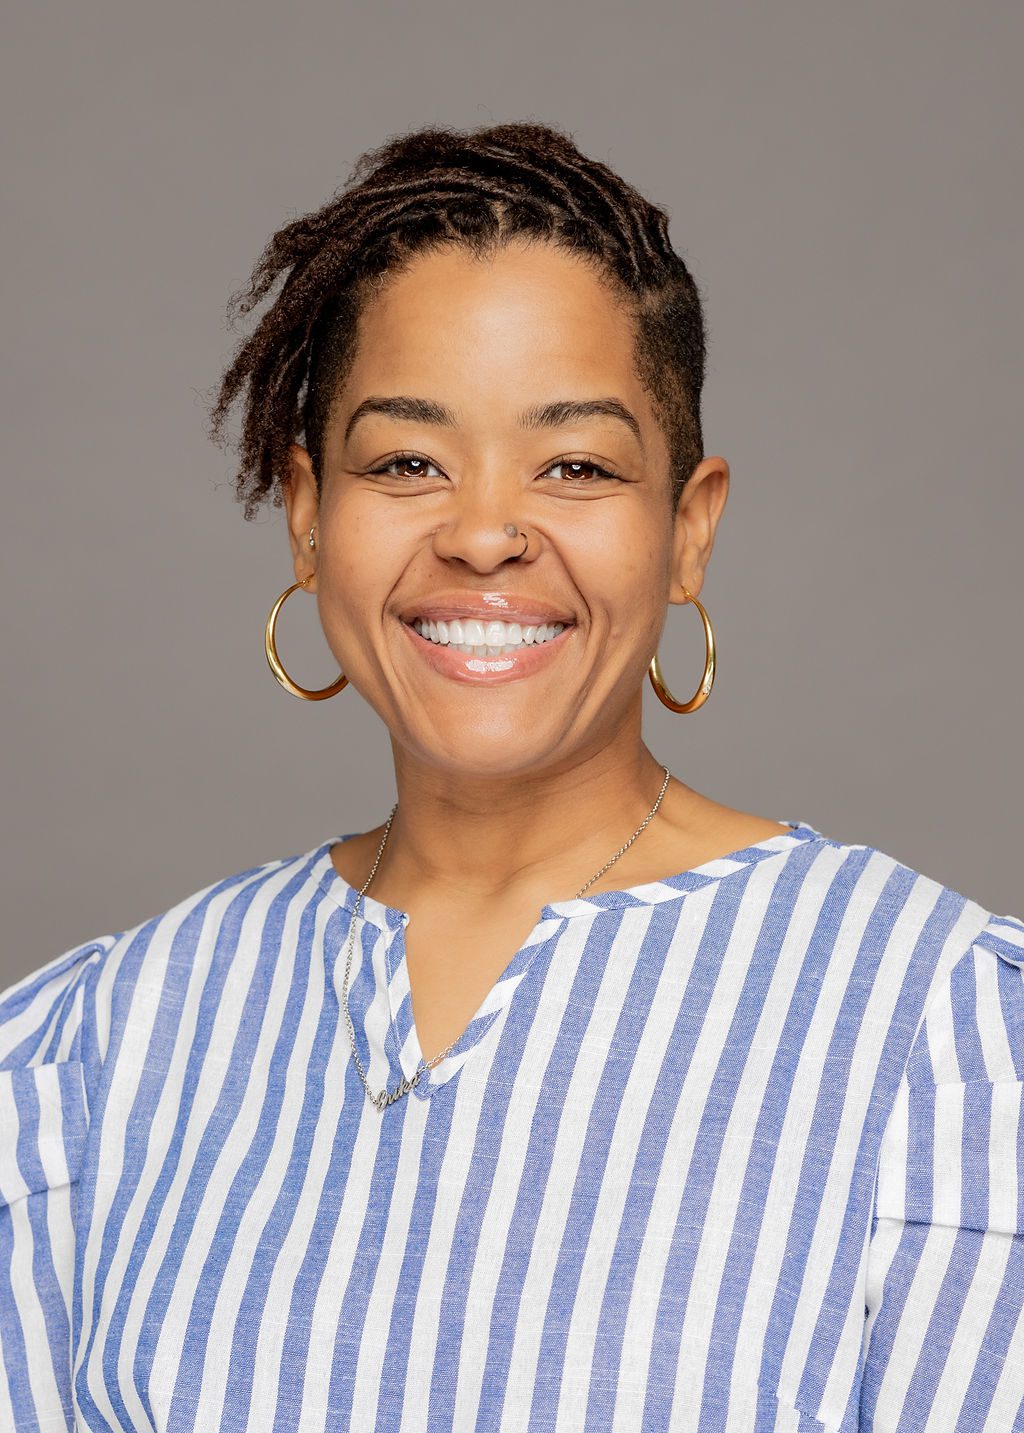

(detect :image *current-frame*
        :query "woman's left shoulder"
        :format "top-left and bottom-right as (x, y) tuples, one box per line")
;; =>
(795, 821), (1024, 1036)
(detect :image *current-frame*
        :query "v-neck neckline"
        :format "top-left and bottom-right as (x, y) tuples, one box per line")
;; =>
(310, 820), (826, 1102)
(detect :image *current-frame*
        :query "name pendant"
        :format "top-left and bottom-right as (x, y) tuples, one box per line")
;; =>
(373, 1065), (424, 1111)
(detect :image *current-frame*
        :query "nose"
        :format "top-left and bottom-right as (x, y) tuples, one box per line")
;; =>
(430, 491), (537, 571)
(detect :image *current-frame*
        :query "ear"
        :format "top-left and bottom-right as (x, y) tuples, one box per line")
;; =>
(281, 444), (321, 591)
(669, 455), (730, 604)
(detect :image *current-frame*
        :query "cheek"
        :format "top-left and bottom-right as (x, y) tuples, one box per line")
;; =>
(320, 500), (405, 611)
(570, 517), (670, 635)
(313, 519), (394, 660)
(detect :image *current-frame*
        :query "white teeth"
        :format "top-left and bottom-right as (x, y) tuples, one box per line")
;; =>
(411, 616), (568, 654)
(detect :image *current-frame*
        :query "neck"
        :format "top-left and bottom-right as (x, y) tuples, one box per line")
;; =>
(372, 724), (682, 911)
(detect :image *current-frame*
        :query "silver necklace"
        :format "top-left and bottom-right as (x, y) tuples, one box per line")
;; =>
(340, 764), (672, 1111)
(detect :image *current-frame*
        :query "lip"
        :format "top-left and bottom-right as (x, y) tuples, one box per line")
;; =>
(399, 615), (575, 685)
(397, 590), (576, 627)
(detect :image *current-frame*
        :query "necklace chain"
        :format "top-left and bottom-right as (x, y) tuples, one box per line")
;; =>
(340, 764), (672, 1112)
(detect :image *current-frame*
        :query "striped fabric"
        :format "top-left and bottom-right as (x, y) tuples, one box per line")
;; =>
(1, 819), (1023, 1431)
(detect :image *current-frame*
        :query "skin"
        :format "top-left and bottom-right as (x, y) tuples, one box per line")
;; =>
(281, 238), (789, 1061)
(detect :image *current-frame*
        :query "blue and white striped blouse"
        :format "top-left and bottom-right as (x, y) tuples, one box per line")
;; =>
(2, 818), (1023, 1431)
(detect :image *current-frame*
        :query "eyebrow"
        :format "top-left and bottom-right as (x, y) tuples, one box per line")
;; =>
(343, 394), (644, 451)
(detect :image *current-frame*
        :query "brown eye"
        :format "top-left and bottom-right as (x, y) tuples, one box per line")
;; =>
(369, 453), (443, 480)
(544, 459), (620, 483)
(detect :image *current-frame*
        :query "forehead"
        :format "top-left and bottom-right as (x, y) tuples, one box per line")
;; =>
(343, 240), (645, 412)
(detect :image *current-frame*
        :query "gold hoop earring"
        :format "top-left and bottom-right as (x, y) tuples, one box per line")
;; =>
(648, 586), (716, 713)
(264, 573), (348, 701)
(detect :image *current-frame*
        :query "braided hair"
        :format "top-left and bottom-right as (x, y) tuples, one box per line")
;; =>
(207, 121), (707, 521)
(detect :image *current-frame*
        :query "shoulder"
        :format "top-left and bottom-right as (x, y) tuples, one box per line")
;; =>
(0, 836), (334, 1077)
(907, 910), (1024, 1085)
(787, 823), (1023, 1058)
(868, 900), (1024, 1239)
(0, 840), (332, 1210)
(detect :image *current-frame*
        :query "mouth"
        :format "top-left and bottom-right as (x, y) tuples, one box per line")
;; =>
(398, 610), (576, 684)
(407, 614), (570, 657)
(395, 590), (578, 681)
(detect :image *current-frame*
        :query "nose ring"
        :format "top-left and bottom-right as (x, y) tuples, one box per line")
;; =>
(504, 523), (529, 558)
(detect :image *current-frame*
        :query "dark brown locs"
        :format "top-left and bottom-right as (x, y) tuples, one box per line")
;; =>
(206, 121), (708, 521)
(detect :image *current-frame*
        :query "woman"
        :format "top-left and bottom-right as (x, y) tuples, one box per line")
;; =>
(2, 122), (1021, 1432)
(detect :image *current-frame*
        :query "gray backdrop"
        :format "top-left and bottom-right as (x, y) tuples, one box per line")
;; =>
(3, 1), (1021, 984)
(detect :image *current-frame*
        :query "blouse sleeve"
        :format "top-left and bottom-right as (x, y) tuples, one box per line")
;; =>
(860, 912), (1024, 1431)
(0, 938), (114, 1432)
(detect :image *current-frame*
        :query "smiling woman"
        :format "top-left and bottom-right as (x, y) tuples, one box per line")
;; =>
(2, 122), (1023, 1432)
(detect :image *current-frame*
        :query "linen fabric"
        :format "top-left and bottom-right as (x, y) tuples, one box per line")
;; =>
(1, 820), (1023, 1431)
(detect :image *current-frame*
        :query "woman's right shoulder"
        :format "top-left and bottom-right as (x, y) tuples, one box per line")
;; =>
(0, 837), (333, 1072)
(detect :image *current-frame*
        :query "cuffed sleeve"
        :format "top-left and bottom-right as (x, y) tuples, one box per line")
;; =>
(860, 914), (1024, 1431)
(0, 940), (113, 1431)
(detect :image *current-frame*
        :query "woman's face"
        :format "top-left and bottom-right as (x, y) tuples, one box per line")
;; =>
(284, 239), (728, 779)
